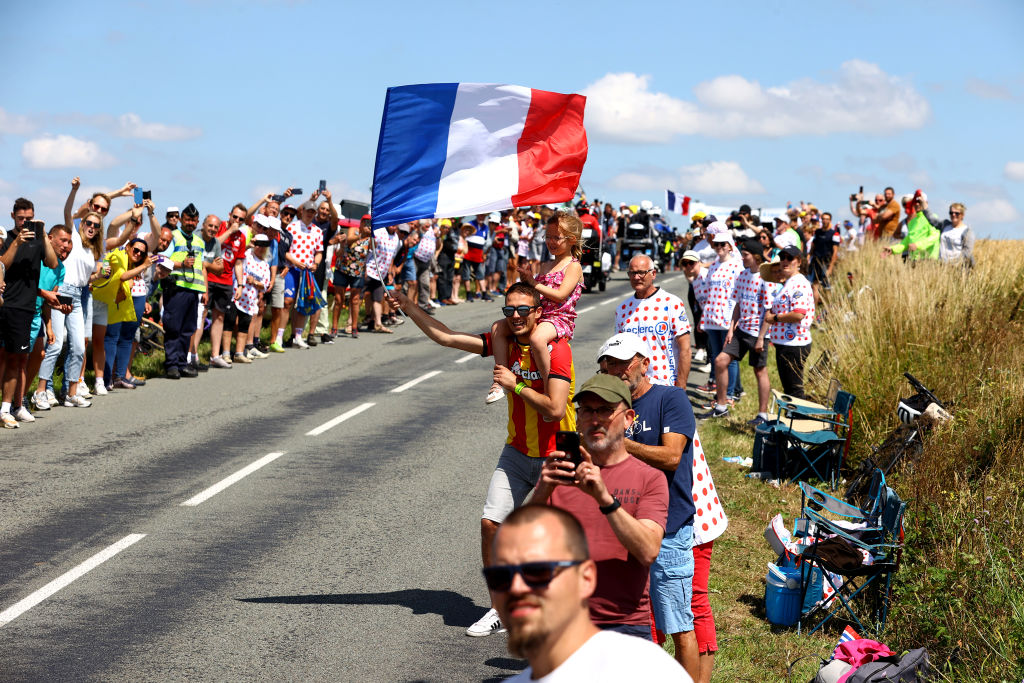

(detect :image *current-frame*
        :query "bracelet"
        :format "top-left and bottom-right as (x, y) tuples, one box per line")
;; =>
(514, 381), (527, 395)
(600, 497), (621, 515)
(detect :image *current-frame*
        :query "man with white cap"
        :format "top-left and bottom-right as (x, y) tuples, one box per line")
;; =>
(698, 229), (743, 402)
(614, 253), (692, 388)
(596, 332), (722, 680)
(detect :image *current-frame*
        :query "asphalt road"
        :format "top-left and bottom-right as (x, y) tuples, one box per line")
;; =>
(0, 270), (699, 682)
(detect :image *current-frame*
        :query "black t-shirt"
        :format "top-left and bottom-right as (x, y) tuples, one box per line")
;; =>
(810, 226), (840, 261)
(313, 218), (337, 280)
(0, 224), (46, 311)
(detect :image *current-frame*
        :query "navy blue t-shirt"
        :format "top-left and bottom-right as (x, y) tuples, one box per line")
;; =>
(626, 384), (696, 533)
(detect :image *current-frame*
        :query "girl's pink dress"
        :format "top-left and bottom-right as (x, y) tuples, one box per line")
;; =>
(536, 259), (583, 340)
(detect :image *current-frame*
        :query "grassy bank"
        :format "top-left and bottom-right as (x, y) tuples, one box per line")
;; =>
(695, 240), (1024, 681)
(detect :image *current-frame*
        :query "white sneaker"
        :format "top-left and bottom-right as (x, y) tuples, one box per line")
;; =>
(13, 406), (35, 422)
(78, 384), (93, 399)
(294, 335), (309, 349)
(63, 394), (92, 408)
(485, 388), (506, 404)
(31, 392), (51, 411)
(46, 388), (57, 405)
(466, 608), (505, 637)
(1, 412), (18, 429)
(93, 383), (109, 396)
(692, 348), (707, 364)
(210, 356), (232, 369)
(248, 347), (268, 359)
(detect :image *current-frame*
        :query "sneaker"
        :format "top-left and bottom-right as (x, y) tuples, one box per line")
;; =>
(13, 406), (34, 423)
(195, 362), (210, 373)
(747, 415), (769, 428)
(112, 378), (136, 390)
(78, 385), (93, 399)
(247, 347), (268, 360)
(466, 608), (505, 637)
(233, 353), (253, 364)
(697, 362), (712, 374)
(294, 335), (310, 349)
(63, 393), (92, 407)
(387, 315), (405, 326)
(93, 383), (109, 396)
(430, 299), (441, 308)
(210, 356), (232, 369)
(31, 391), (51, 411)
(283, 336), (294, 348)
(1, 412), (18, 429)
(180, 365), (199, 378)
(255, 339), (269, 353)
(306, 335), (319, 347)
(165, 366), (181, 380)
(126, 376), (146, 387)
(480, 293), (494, 302)
(692, 348), (708, 364)
(46, 388), (57, 405)
(699, 406), (730, 419)
(320, 333), (335, 345)
(485, 387), (506, 404)
(268, 342), (285, 353)
(694, 382), (716, 394)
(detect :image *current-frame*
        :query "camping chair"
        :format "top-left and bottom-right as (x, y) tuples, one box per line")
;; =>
(798, 485), (906, 637)
(797, 468), (887, 537)
(769, 390), (856, 489)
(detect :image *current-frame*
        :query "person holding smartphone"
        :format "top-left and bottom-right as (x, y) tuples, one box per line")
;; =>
(27, 225), (73, 411)
(0, 198), (59, 427)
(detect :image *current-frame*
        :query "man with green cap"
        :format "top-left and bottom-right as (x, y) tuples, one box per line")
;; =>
(533, 373), (669, 641)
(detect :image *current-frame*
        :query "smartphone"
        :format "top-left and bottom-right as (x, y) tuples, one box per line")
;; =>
(555, 430), (582, 467)
(271, 194), (285, 203)
(318, 180), (326, 192)
(290, 188), (303, 195)
(142, 190), (152, 201)
(859, 186), (864, 194)
(57, 294), (74, 306)
(133, 188), (144, 204)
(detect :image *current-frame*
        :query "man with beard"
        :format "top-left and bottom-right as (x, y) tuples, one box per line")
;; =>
(488, 505), (689, 681)
(532, 373), (668, 640)
(162, 203), (205, 379)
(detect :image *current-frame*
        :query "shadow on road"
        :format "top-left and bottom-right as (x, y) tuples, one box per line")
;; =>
(238, 588), (483, 628)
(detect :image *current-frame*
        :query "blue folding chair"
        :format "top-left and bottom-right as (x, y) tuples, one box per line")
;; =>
(797, 484), (906, 637)
(765, 390), (855, 489)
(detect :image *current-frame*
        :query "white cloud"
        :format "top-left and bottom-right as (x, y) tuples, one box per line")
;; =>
(965, 77), (1013, 101)
(610, 161), (764, 197)
(582, 60), (930, 142)
(115, 113), (201, 141)
(1004, 161), (1024, 182)
(22, 135), (117, 169)
(969, 199), (1020, 224)
(0, 107), (35, 136)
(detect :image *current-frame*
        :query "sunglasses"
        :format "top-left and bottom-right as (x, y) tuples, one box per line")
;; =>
(232, 215), (246, 222)
(91, 204), (110, 214)
(626, 268), (654, 277)
(501, 305), (537, 318)
(949, 211), (962, 217)
(167, 213), (179, 218)
(482, 560), (583, 592)
(83, 220), (101, 229)
(578, 404), (626, 421)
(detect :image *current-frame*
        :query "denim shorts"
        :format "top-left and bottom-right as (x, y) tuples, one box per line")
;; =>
(650, 524), (695, 634)
(481, 445), (546, 523)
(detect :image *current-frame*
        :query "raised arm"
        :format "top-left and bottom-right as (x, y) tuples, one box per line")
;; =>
(106, 208), (141, 250)
(64, 177), (80, 228)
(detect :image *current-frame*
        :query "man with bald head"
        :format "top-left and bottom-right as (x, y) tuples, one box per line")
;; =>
(489, 504), (689, 681)
(613, 254), (691, 388)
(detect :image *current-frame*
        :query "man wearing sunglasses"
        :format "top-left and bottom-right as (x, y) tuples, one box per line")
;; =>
(387, 281), (575, 638)
(533, 373), (668, 642)
(488, 505), (688, 681)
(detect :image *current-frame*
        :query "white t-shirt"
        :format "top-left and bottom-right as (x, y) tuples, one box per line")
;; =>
(692, 239), (715, 263)
(733, 267), (774, 336)
(700, 258), (743, 331)
(769, 273), (814, 346)
(64, 229), (97, 287)
(506, 630), (692, 682)
(614, 288), (692, 386)
(365, 229), (399, 281)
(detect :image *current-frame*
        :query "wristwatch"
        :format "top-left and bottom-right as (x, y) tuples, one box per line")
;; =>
(599, 497), (621, 515)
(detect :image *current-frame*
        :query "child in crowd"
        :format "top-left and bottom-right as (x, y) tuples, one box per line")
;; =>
(486, 210), (584, 404)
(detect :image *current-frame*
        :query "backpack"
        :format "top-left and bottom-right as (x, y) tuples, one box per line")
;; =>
(845, 648), (932, 682)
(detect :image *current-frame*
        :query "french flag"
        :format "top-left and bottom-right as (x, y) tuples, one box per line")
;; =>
(666, 190), (691, 216)
(371, 83), (587, 228)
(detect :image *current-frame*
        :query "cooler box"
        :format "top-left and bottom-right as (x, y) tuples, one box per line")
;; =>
(765, 566), (802, 626)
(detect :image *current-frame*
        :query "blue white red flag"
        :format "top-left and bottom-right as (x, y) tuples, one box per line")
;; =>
(371, 83), (587, 228)
(666, 190), (691, 216)
(830, 625), (860, 659)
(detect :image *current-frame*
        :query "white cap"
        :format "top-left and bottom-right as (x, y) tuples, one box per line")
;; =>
(640, 200), (653, 211)
(681, 250), (700, 262)
(254, 214), (281, 231)
(597, 332), (652, 362)
(166, 206), (180, 214)
(706, 220), (729, 235)
(487, 212), (501, 223)
(711, 231), (734, 244)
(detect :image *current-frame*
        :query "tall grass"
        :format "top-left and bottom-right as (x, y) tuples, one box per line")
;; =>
(809, 241), (1024, 680)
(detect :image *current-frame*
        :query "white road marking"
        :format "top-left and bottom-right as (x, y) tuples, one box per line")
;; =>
(456, 353), (478, 364)
(0, 534), (146, 627)
(390, 370), (443, 393)
(599, 297), (619, 306)
(577, 306), (595, 314)
(306, 402), (376, 436)
(180, 452), (286, 507)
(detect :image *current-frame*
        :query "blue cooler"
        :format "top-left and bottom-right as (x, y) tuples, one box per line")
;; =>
(765, 566), (802, 626)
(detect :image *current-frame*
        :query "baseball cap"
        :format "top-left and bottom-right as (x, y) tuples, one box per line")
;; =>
(252, 234), (272, 246)
(711, 231), (734, 243)
(397, 223), (411, 233)
(681, 250), (700, 262)
(165, 206), (180, 215)
(706, 220), (728, 235)
(739, 238), (763, 254)
(779, 245), (803, 259)
(282, 205), (297, 215)
(691, 211), (707, 222)
(774, 215), (789, 224)
(597, 332), (651, 362)
(253, 214), (281, 231)
(488, 212), (502, 223)
(300, 200), (317, 212)
(574, 373), (632, 409)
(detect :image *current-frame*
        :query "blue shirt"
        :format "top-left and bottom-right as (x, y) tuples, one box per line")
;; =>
(626, 384), (696, 533)
(35, 262), (66, 317)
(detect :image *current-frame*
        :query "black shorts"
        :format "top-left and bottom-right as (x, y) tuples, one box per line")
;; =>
(363, 277), (385, 303)
(808, 258), (830, 288)
(208, 283), (233, 314)
(0, 307), (34, 353)
(722, 329), (767, 368)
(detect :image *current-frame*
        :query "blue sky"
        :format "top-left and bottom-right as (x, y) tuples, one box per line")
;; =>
(2, 0), (1023, 238)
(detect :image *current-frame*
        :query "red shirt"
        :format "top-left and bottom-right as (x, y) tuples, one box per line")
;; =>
(550, 456), (668, 625)
(207, 223), (248, 287)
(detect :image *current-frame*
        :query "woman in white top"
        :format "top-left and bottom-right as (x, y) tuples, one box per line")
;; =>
(938, 202), (975, 267)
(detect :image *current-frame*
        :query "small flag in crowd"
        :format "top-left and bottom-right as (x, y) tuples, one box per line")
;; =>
(665, 190), (690, 216)
(371, 83), (588, 228)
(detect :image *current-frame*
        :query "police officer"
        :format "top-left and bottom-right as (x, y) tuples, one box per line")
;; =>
(163, 203), (206, 379)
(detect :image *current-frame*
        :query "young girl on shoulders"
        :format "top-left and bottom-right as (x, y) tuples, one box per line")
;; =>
(486, 210), (584, 403)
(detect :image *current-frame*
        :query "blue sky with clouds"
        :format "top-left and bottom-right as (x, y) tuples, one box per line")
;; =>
(2, 0), (1022, 238)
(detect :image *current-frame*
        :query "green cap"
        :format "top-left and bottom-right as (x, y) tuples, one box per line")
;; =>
(574, 373), (632, 409)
